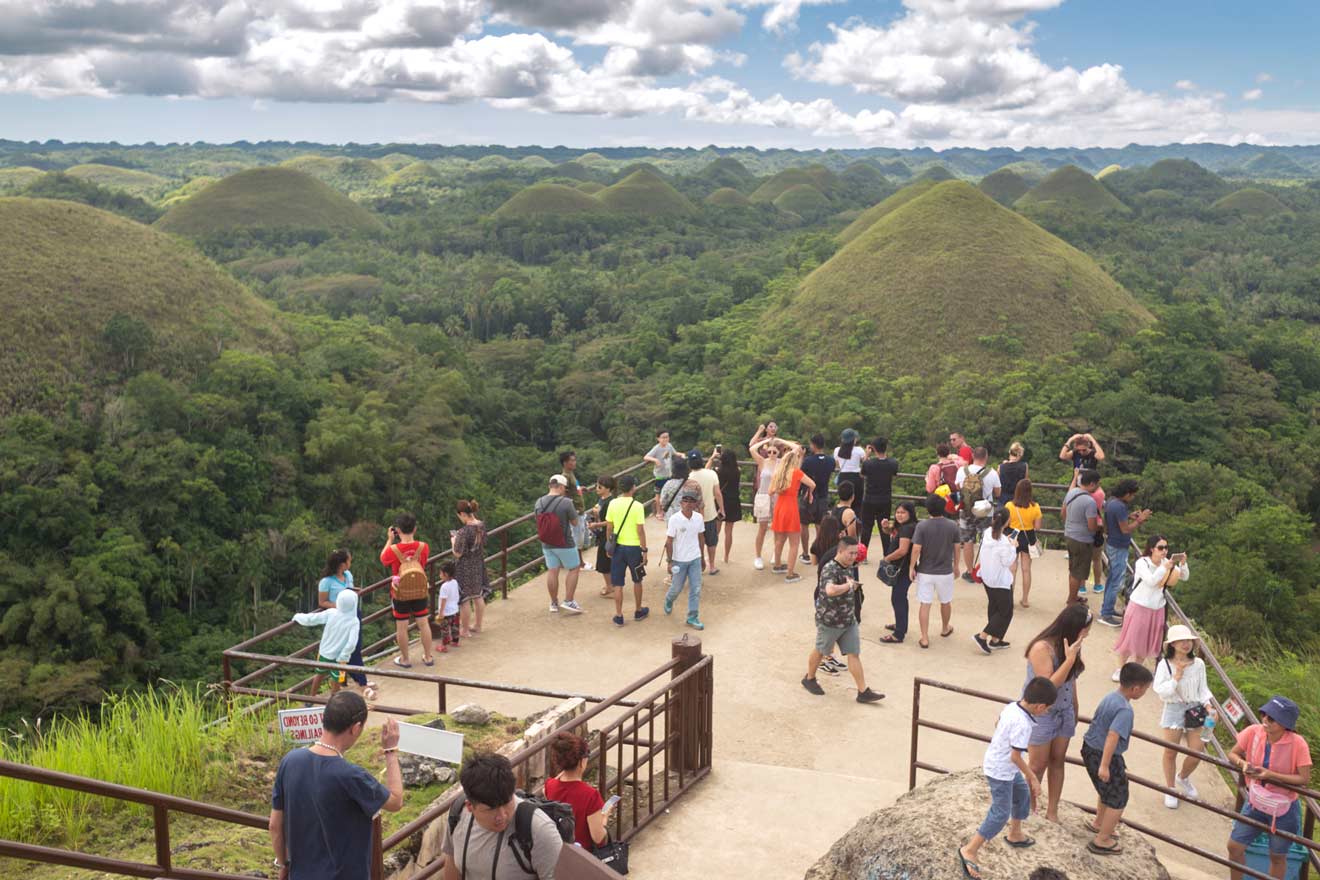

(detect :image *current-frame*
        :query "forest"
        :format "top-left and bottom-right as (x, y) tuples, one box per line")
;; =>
(2, 140), (1320, 738)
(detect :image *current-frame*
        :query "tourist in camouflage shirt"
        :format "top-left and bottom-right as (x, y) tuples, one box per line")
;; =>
(801, 537), (884, 704)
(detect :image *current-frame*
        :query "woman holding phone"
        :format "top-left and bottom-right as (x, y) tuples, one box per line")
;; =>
(545, 731), (616, 851)
(1112, 535), (1189, 681)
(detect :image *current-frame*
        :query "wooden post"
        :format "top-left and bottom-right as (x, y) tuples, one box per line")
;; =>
(500, 530), (509, 600)
(909, 678), (920, 791)
(438, 681), (447, 715)
(1302, 804), (1316, 880)
(669, 635), (703, 773)
(152, 804), (171, 874)
(371, 814), (384, 880)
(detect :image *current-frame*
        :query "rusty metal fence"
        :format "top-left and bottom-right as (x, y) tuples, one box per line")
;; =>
(910, 677), (1320, 880)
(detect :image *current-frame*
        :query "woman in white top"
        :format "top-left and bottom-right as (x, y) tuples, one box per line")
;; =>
(748, 424), (784, 571)
(1152, 623), (1216, 809)
(973, 509), (1019, 654)
(1112, 535), (1189, 680)
(833, 428), (865, 504)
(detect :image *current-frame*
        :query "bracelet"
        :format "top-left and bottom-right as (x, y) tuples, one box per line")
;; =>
(383, 747), (399, 754)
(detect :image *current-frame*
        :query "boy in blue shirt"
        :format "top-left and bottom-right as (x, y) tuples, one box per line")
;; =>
(1081, 661), (1154, 855)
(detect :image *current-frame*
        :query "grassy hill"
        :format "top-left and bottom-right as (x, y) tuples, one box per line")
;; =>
(780, 181), (1151, 370)
(1016, 165), (1130, 214)
(1105, 159), (1231, 201)
(494, 183), (606, 217)
(1097, 164), (1123, 179)
(0, 198), (282, 413)
(552, 162), (592, 181)
(837, 179), (938, 245)
(159, 176), (218, 208)
(384, 162), (444, 186)
(596, 169), (694, 215)
(575, 181), (606, 195)
(155, 168), (385, 237)
(0, 167), (46, 191)
(280, 155), (388, 188)
(773, 183), (832, 215)
(750, 165), (838, 203)
(705, 187), (753, 207)
(1212, 188), (1292, 218)
(978, 168), (1030, 206)
(1238, 153), (1310, 179)
(915, 164), (957, 182)
(874, 159), (911, 179)
(699, 157), (755, 190)
(64, 163), (171, 198)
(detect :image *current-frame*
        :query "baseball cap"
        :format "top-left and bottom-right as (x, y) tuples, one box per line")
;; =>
(686, 448), (704, 466)
(549, 474), (569, 487)
(680, 491), (700, 502)
(1259, 695), (1300, 731)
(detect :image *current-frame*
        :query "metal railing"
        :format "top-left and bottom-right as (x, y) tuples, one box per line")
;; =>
(909, 677), (1320, 880)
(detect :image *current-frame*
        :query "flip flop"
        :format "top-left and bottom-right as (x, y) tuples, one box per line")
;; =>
(422, 656), (435, 667)
(392, 657), (412, 668)
(879, 634), (904, 644)
(884, 624), (896, 632)
(1084, 822), (1120, 838)
(1005, 836), (1036, 849)
(919, 639), (930, 649)
(708, 567), (720, 575)
(1087, 840), (1122, 856)
(941, 627), (955, 638)
(956, 850), (982, 880)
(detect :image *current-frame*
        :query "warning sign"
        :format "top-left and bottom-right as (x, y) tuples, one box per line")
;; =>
(278, 707), (325, 744)
(1223, 697), (1246, 726)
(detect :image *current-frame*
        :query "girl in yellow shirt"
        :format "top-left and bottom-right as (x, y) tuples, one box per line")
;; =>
(1005, 480), (1042, 608)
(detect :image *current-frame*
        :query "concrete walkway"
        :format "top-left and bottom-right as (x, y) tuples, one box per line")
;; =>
(377, 519), (1235, 880)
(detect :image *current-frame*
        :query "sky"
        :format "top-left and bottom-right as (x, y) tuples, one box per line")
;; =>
(1, 0), (1318, 150)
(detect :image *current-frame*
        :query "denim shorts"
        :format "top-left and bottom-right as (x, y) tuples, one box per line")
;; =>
(1231, 799), (1301, 855)
(542, 545), (581, 570)
(1029, 703), (1077, 745)
(609, 545), (644, 587)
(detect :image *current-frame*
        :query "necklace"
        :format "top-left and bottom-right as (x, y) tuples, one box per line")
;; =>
(313, 740), (344, 757)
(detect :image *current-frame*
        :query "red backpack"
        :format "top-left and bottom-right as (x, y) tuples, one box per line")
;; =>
(536, 497), (571, 547)
(939, 460), (961, 513)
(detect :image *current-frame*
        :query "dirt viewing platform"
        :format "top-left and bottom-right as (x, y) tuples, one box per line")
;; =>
(371, 517), (1236, 880)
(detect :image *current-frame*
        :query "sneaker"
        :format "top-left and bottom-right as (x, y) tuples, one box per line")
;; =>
(857, 688), (885, 704)
(1176, 776), (1199, 800)
(819, 660), (841, 676)
(548, 602), (560, 613)
(1099, 614), (1123, 627)
(1076, 585), (1088, 598)
(663, 594), (675, 615)
(801, 677), (825, 695)
(560, 600), (584, 614)
(973, 634), (992, 655)
(771, 563), (788, 573)
(1163, 794), (1179, 809)
(1092, 582), (1105, 593)
(753, 556), (765, 570)
(799, 554), (811, 563)
(960, 572), (974, 583)
(613, 615), (625, 627)
(784, 573), (802, 583)
(583, 562), (595, 571)
(990, 640), (1011, 650)
(1111, 669), (1121, 682)
(634, 607), (650, 621)
(686, 615), (704, 631)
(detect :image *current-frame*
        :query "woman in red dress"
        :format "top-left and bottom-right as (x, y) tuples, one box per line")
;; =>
(770, 442), (815, 584)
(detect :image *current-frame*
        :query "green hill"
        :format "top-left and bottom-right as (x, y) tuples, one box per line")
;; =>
(978, 169), (1030, 206)
(773, 184), (832, 215)
(1239, 153), (1310, 179)
(915, 164), (957, 182)
(1211, 188), (1291, 218)
(874, 159), (911, 179)
(383, 162), (444, 186)
(597, 169), (694, 215)
(519, 156), (554, 168)
(1104, 159), (1230, 202)
(0, 197), (282, 413)
(1096, 164), (1123, 179)
(159, 176), (218, 208)
(551, 161), (592, 181)
(837, 179), (938, 245)
(704, 187), (752, 207)
(64, 163), (171, 197)
(280, 155), (387, 187)
(494, 183), (606, 217)
(0, 167), (45, 191)
(780, 181), (1151, 370)
(155, 168), (385, 237)
(699, 157), (755, 190)
(750, 165), (838, 203)
(576, 181), (606, 195)
(1016, 165), (1130, 213)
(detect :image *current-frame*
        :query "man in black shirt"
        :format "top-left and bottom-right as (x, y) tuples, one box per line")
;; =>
(798, 433), (835, 564)
(858, 436), (899, 554)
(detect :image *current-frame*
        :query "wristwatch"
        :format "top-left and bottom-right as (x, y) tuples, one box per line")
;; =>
(274, 859), (287, 869)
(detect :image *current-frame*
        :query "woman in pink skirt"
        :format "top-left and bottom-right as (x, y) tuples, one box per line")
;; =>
(1111, 535), (1189, 681)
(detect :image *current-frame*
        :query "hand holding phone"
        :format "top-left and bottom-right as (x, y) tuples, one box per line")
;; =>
(602, 795), (621, 813)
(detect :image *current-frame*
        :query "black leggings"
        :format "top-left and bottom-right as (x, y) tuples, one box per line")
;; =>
(983, 586), (1014, 641)
(858, 499), (890, 548)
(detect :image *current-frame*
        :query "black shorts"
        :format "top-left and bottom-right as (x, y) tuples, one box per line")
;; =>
(1081, 742), (1129, 809)
(704, 520), (719, 547)
(798, 493), (829, 525)
(391, 597), (430, 620)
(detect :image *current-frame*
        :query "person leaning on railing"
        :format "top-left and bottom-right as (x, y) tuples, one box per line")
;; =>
(1226, 696), (1313, 880)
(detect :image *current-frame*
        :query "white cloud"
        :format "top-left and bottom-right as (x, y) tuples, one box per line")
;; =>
(1255, 72), (1272, 84)
(1243, 88), (1263, 101)
(736, 0), (840, 33)
(1175, 79), (1195, 90)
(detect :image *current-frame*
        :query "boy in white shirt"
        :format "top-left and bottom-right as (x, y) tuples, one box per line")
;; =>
(436, 561), (461, 652)
(957, 676), (1058, 879)
(663, 491), (707, 631)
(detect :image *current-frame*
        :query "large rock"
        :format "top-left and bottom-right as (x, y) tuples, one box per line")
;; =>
(805, 769), (1171, 880)
(450, 703), (491, 725)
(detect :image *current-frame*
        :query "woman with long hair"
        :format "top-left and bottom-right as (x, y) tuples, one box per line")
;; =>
(715, 448), (743, 565)
(878, 501), (916, 644)
(452, 499), (489, 637)
(1024, 603), (1092, 822)
(748, 427), (783, 571)
(1005, 479), (1042, 608)
(972, 509), (1018, 654)
(1152, 624), (1216, 809)
(997, 442), (1029, 509)
(1112, 535), (1189, 680)
(544, 732), (613, 851)
(810, 513), (842, 570)
(770, 441), (814, 583)
(658, 457), (691, 519)
(834, 428), (864, 504)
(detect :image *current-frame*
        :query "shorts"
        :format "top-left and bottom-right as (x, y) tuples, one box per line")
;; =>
(915, 572), (955, 604)
(1029, 703), (1077, 745)
(1081, 742), (1129, 809)
(542, 545), (581, 570)
(391, 597), (430, 620)
(703, 520), (720, 547)
(815, 622), (861, 656)
(610, 545), (645, 587)
(798, 493), (829, 525)
(1160, 700), (1203, 731)
(1012, 529), (1038, 554)
(1065, 538), (1093, 581)
(1230, 799), (1301, 855)
(316, 654), (344, 677)
(958, 512), (989, 544)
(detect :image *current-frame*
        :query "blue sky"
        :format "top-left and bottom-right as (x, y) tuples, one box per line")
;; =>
(1, 0), (1316, 149)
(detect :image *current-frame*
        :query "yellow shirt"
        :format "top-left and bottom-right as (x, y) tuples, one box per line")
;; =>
(1006, 502), (1042, 531)
(605, 496), (646, 547)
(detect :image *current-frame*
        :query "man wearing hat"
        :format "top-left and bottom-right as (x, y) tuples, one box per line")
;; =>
(1227, 694), (1312, 879)
(663, 488), (707, 630)
(686, 448), (725, 575)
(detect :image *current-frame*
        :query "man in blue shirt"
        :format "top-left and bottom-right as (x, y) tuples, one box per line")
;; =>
(270, 692), (405, 880)
(1100, 480), (1151, 624)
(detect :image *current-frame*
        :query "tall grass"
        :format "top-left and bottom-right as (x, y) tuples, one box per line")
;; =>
(0, 684), (280, 847)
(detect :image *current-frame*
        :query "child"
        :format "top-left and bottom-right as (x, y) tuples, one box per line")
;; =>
(957, 676), (1058, 880)
(436, 561), (461, 651)
(1081, 661), (1154, 855)
(292, 590), (361, 697)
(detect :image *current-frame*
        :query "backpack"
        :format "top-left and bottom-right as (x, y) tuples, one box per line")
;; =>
(962, 465), (988, 511)
(536, 496), (571, 547)
(938, 460), (961, 506)
(448, 792), (576, 875)
(392, 544), (429, 601)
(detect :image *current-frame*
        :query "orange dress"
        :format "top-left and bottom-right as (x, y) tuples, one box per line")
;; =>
(771, 469), (804, 533)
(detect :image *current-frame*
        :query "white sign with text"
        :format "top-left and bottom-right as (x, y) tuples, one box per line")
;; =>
(398, 723), (465, 763)
(278, 706), (325, 743)
(1222, 697), (1245, 726)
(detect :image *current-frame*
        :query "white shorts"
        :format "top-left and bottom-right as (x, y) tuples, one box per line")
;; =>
(915, 572), (955, 604)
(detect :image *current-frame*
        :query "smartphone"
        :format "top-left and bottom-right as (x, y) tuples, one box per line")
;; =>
(715, 444), (722, 453)
(603, 795), (621, 811)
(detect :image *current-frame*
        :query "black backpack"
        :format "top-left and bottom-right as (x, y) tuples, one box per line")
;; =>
(448, 791), (576, 875)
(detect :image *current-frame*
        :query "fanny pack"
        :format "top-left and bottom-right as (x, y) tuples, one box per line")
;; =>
(1183, 705), (1208, 730)
(1247, 784), (1292, 831)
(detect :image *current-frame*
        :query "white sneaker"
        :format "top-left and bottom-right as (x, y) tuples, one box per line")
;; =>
(560, 600), (584, 614)
(1111, 669), (1121, 682)
(583, 562), (595, 571)
(753, 557), (765, 570)
(549, 602), (559, 613)
(1176, 776), (1199, 800)
(1164, 794), (1179, 809)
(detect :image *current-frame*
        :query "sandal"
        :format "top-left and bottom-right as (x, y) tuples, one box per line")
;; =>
(941, 627), (954, 638)
(1005, 836), (1036, 849)
(1084, 822), (1120, 838)
(392, 657), (412, 668)
(884, 624), (896, 632)
(919, 639), (930, 649)
(956, 850), (982, 880)
(1087, 840), (1122, 856)
(422, 656), (435, 667)
(599, 587), (612, 597)
(879, 634), (904, 644)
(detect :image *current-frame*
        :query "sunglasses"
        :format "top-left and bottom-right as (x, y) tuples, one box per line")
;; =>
(1155, 544), (1168, 550)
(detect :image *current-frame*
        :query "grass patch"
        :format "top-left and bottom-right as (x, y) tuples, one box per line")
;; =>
(1016, 165), (1130, 214)
(494, 183), (606, 218)
(596, 170), (694, 215)
(1212, 188), (1291, 218)
(156, 168), (385, 237)
(978, 168), (1031, 206)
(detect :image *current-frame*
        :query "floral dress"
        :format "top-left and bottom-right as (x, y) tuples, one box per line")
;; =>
(453, 522), (490, 601)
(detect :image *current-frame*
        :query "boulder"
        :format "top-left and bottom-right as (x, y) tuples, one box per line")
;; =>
(450, 703), (491, 725)
(398, 755), (457, 788)
(805, 769), (1171, 880)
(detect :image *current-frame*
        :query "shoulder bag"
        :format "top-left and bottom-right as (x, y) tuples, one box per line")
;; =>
(605, 499), (637, 558)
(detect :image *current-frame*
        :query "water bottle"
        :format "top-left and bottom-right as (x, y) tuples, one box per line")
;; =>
(1205, 714), (1216, 731)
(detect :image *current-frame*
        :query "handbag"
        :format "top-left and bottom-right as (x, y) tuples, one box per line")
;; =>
(1183, 705), (1208, 729)
(593, 839), (630, 875)
(878, 560), (902, 586)
(753, 492), (772, 520)
(1028, 541), (1042, 560)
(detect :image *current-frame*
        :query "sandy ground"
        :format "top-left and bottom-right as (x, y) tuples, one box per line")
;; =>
(373, 518), (1236, 880)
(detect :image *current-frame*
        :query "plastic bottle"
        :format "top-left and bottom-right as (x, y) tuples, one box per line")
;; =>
(1205, 715), (1216, 731)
